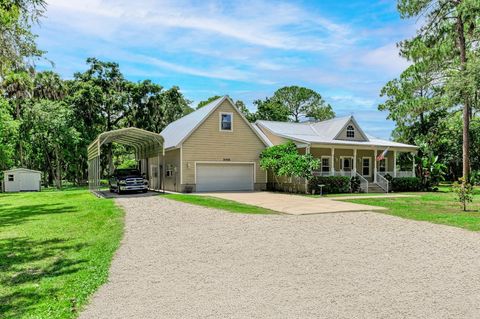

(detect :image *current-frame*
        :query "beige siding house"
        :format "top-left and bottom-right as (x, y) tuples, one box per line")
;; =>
(147, 95), (417, 193)
(254, 116), (418, 192)
(154, 96), (269, 192)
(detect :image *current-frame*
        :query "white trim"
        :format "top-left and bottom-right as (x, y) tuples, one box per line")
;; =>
(353, 149), (357, 174)
(330, 148), (335, 175)
(361, 157), (372, 177)
(219, 112), (233, 132)
(194, 161), (256, 188)
(393, 150), (397, 178)
(180, 145), (183, 185)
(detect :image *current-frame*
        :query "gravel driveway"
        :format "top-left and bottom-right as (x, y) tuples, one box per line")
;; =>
(80, 195), (480, 319)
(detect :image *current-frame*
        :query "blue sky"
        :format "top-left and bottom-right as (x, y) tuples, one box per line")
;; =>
(35, 0), (416, 139)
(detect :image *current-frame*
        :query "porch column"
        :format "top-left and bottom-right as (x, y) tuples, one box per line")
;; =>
(374, 149), (378, 183)
(412, 152), (415, 177)
(353, 149), (357, 175)
(331, 148), (335, 176)
(393, 150), (397, 178)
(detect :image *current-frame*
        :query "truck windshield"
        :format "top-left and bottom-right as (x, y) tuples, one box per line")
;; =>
(115, 169), (141, 177)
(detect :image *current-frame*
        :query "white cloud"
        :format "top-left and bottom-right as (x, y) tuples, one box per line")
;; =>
(46, 0), (351, 51)
(360, 43), (410, 75)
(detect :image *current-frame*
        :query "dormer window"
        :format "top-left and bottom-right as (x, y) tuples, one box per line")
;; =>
(220, 112), (232, 131)
(346, 125), (355, 138)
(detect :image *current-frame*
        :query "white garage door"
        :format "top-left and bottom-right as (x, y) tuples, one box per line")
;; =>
(196, 163), (254, 192)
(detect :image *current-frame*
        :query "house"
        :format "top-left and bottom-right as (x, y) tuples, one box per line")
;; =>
(254, 116), (418, 192)
(149, 96), (417, 193)
(2, 168), (41, 192)
(149, 96), (270, 192)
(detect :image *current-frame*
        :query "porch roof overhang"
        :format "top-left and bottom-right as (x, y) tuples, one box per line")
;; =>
(87, 127), (164, 160)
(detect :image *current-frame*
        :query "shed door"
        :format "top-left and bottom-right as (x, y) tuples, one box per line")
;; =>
(19, 173), (40, 191)
(196, 163), (254, 192)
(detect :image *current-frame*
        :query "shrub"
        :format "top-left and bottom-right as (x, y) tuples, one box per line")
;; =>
(391, 177), (422, 192)
(452, 177), (474, 211)
(308, 176), (350, 194)
(471, 171), (480, 186)
(350, 176), (361, 193)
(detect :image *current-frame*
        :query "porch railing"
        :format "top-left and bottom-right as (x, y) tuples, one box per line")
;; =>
(378, 171), (415, 178)
(356, 172), (369, 193)
(312, 170), (354, 177)
(376, 173), (389, 193)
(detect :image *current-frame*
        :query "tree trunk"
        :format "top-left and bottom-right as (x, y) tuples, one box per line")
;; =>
(456, 14), (470, 180)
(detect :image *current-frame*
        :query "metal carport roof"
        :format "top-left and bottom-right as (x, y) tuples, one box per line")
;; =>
(87, 127), (164, 194)
(88, 127), (164, 160)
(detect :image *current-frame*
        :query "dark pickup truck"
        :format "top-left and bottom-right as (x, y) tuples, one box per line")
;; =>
(109, 168), (148, 194)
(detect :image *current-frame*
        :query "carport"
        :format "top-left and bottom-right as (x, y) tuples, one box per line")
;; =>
(87, 127), (164, 194)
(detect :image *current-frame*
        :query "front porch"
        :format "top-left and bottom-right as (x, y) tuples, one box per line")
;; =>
(304, 146), (416, 193)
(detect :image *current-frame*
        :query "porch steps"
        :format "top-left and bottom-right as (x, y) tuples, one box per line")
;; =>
(368, 183), (387, 193)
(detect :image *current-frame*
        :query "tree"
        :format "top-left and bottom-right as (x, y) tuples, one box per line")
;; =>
(252, 98), (289, 122)
(452, 177), (474, 211)
(260, 141), (320, 180)
(0, 0), (46, 74)
(0, 97), (18, 170)
(33, 70), (66, 100)
(395, 0), (480, 180)
(73, 58), (129, 174)
(253, 86), (335, 123)
(24, 99), (80, 189)
(197, 95), (222, 109)
(270, 86), (334, 122)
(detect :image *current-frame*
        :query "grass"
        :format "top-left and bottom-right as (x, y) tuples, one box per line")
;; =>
(0, 189), (124, 319)
(341, 186), (480, 231)
(164, 194), (278, 214)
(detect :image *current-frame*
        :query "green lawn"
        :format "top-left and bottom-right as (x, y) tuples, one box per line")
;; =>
(0, 189), (124, 319)
(164, 194), (278, 214)
(342, 187), (480, 231)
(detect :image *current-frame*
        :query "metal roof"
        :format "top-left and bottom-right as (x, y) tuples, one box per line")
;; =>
(256, 116), (417, 150)
(87, 127), (164, 160)
(160, 95), (270, 149)
(4, 168), (41, 174)
(161, 96), (225, 149)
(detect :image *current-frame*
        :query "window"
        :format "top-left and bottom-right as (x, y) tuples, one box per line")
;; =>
(362, 158), (370, 176)
(8, 174), (14, 182)
(321, 157), (330, 172)
(341, 157), (352, 171)
(379, 159), (387, 172)
(346, 125), (355, 138)
(220, 113), (232, 131)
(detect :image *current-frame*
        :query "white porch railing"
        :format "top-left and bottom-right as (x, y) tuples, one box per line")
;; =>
(356, 172), (369, 193)
(312, 170), (354, 177)
(378, 171), (415, 178)
(376, 173), (389, 193)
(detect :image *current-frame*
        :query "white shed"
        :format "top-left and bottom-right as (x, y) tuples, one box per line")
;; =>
(3, 168), (41, 192)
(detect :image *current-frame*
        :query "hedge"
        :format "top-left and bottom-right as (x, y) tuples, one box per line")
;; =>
(391, 177), (422, 192)
(308, 176), (351, 194)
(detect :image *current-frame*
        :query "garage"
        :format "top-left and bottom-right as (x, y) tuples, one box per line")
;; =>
(196, 163), (254, 192)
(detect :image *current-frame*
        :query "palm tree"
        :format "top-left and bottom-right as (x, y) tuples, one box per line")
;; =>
(33, 71), (66, 100)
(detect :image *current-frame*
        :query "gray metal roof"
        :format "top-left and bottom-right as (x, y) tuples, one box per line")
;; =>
(87, 127), (164, 160)
(161, 96), (226, 149)
(256, 116), (417, 150)
(161, 95), (270, 149)
(4, 168), (41, 174)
